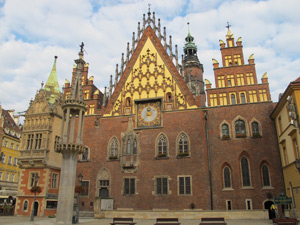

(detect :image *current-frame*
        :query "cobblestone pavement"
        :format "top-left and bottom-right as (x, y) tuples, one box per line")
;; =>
(0, 216), (275, 225)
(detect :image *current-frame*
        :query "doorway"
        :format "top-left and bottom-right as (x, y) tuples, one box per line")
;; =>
(34, 202), (39, 216)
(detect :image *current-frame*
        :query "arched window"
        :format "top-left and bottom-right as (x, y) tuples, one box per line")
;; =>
(126, 97), (131, 107)
(241, 157), (251, 187)
(231, 94), (236, 105)
(224, 167), (231, 188)
(166, 93), (172, 103)
(81, 147), (89, 161)
(157, 134), (168, 156)
(109, 138), (118, 158)
(178, 133), (189, 155)
(262, 164), (271, 186)
(241, 93), (246, 104)
(235, 119), (246, 136)
(252, 122), (260, 136)
(23, 200), (28, 211)
(222, 124), (230, 137)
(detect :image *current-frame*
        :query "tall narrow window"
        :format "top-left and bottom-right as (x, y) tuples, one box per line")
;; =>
(133, 139), (137, 154)
(127, 139), (131, 154)
(259, 89), (268, 102)
(124, 178), (135, 195)
(81, 181), (89, 196)
(156, 177), (168, 195)
(51, 173), (58, 189)
(157, 134), (168, 156)
(227, 75), (235, 86)
(27, 134), (34, 150)
(262, 164), (271, 187)
(240, 93), (246, 104)
(23, 200), (28, 211)
(35, 133), (42, 149)
(166, 93), (172, 103)
(241, 157), (251, 187)
(30, 173), (39, 187)
(178, 133), (189, 155)
(219, 93), (227, 106)
(293, 139), (299, 159)
(251, 122), (260, 136)
(246, 73), (254, 85)
(237, 74), (244, 85)
(210, 94), (218, 106)
(217, 76), (225, 88)
(224, 167), (231, 188)
(179, 176), (191, 195)
(222, 124), (230, 137)
(235, 120), (246, 136)
(109, 138), (118, 158)
(82, 148), (89, 161)
(231, 94), (236, 105)
(248, 90), (257, 103)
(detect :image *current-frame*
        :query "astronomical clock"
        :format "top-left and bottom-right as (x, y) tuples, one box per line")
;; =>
(137, 101), (161, 128)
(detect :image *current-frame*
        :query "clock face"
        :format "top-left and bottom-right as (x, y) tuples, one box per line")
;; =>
(137, 101), (161, 128)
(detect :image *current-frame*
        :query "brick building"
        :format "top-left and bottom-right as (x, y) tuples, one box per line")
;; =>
(63, 11), (284, 216)
(15, 56), (64, 217)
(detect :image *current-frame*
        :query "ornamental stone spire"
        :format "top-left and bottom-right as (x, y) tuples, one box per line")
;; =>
(56, 43), (87, 225)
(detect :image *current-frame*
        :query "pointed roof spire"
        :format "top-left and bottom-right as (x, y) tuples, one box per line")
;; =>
(184, 22), (197, 56)
(44, 56), (60, 104)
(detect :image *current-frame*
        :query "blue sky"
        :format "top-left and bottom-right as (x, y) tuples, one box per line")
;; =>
(0, 0), (300, 120)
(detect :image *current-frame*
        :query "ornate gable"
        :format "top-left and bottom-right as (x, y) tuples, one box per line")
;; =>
(104, 26), (196, 117)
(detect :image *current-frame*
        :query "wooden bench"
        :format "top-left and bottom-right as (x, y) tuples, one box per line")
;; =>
(199, 217), (227, 225)
(273, 218), (299, 225)
(110, 218), (136, 225)
(154, 218), (181, 225)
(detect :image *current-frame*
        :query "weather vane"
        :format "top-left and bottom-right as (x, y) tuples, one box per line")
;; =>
(226, 22), (231, 31)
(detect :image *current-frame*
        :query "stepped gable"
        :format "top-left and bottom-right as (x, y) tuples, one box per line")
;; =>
(104, 25), (197, 115)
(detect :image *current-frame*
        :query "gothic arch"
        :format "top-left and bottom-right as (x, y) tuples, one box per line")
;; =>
(219, 120), (231, 138)
(221, 162), (233, 189)
(155, 132), (169, 157)
(96, 168), (111, 198)
(239, 153), (252, 187)
(249, 118), (262, 137)
(176, 131), (190, 156)
(107, 136), (120, 160)
(260, 160), (272, 187)
(232, 115), (249, 137)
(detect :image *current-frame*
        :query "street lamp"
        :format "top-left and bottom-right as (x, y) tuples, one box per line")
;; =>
(76, 173), (83, 224)
(30, 174), (40, 221)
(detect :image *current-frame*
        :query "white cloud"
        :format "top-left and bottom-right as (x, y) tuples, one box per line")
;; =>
(0, 0), (299, 120)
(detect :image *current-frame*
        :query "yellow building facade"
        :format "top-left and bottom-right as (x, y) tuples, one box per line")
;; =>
(0, 106), (22, 203)
(271, 77), (300, 217)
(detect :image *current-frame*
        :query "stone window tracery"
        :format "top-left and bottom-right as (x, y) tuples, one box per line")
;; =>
(157, 134), (168, 157)
(235, 119), (246, 137)
(177, 133), (189, 156)
(109, 138), (118, 159)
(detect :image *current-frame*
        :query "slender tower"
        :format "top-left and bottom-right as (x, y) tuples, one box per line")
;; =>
(56, 43), (87, 225)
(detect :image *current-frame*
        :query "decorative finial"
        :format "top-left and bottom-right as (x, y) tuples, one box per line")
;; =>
(41, 81), (44, 88)
(187, 22), (190, 35)
(226, 22), (231, 31)
(148, 3), (151, 13)
(80, 42), (84, 53)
